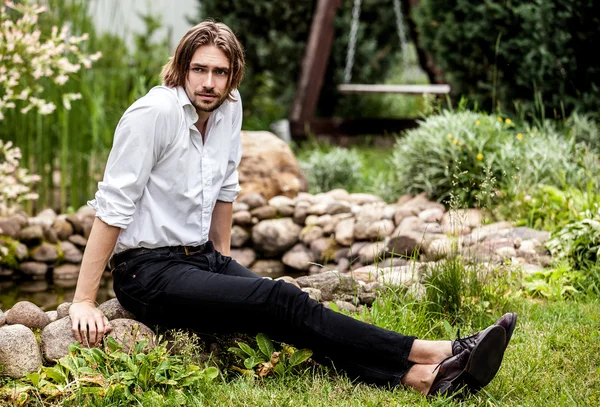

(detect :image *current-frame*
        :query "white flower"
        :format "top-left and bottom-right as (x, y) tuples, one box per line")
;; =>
(55, 74), (69, 85)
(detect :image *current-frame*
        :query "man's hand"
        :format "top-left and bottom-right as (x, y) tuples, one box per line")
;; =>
(69, 301), (112, 347)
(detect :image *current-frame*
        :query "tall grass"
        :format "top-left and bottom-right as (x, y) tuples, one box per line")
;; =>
(0, 0), (169, 213)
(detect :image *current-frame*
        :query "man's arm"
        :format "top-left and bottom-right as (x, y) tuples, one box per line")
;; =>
(209, 200), (233, 255)
(69, 218), (121, 346)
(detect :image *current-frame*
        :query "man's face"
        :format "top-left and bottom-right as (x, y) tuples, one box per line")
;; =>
(185, 45), (230, 114)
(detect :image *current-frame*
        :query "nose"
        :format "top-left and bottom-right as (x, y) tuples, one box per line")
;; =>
(202, 72), (215, 89)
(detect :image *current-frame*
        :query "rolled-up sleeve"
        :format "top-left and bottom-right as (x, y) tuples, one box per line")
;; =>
(217, 93), (243, 202)
(88, 96), (176, 228)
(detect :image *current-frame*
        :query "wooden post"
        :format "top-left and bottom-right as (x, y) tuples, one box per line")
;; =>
(290, 0), (342, 137)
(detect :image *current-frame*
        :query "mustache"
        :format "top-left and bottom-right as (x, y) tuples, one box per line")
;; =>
(195, 88), (218, 96)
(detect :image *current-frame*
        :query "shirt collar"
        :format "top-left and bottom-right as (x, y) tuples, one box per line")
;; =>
(176, 86), (225, 125)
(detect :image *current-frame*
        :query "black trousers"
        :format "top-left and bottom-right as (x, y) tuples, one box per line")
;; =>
(111, 241), (416, 386)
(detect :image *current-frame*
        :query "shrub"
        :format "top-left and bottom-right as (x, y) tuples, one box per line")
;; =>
(0, 139), (40, 216)
(566, 113), (600, 153)
(411, 0), (600, 118)
(299, 147), (363, 194)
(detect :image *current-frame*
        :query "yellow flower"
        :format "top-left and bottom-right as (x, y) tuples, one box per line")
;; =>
(447, 133), (452, 139)
(505, 118), (512, 125)
(477, 153), (483, 160)
(516, 133), (523, 140)
(475, 120), (480, 126)
(497, 116), (503, 122)
(453, 139), (458, 145)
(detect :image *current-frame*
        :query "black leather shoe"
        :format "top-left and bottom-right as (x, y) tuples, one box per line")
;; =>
(452, 312), (517, 356)
(428, 325), (506, 398)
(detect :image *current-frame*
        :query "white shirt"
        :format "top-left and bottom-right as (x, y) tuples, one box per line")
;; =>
(88, 85), (242, 254)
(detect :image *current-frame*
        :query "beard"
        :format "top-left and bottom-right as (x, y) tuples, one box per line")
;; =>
(191, 89), (227, 113)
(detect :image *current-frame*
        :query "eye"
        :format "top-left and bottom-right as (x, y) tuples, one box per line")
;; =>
(215, 69), (227, 76)
(192, 67), (203, 72)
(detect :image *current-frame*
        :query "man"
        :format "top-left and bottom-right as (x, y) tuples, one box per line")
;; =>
(69, 20), (516, 398)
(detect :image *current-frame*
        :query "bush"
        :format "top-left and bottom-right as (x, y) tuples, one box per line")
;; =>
(299, 147), (363, 194)
(390, 110), (600, 208)
(411, 0), (600, 118)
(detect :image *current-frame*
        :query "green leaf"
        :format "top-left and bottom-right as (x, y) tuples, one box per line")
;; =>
(256, 333), (274, 358)
(202, 366), (219, 381)
(238, 342), (256, 358)
(26, 372), (40, 387)
(289, 349), (312, 367)
(228, 347), (247, 360)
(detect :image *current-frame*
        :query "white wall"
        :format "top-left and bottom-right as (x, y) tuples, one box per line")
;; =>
(88, 0), (198, 51)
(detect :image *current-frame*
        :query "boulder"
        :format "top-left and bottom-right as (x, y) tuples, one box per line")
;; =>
(301, 287), (322, 302)
(53, 263), (80, 280)
(59, 240), (83, 263)
(46, 310), (58, 323)
(230, 248), (257, 268)
(232, 210), (253, 226)
(106, 319), (155, 353)
(300, 225), (324, 245)
(6, 301), (51, 329)
(0, 217), (21, 238)
(295, 271), (359, 302)
(250, 205), (278, 220)
(419, 207), (445, 223)
(98, 298), (136, 320)
(275, 276), (301, 289)
(282, 243), (315, 271)
(268, 196), (296, 217)
(31, 242), (59, 262)
(231, 226), (250, 248)
(251, 260), (285, 277)
(41, 317), (78, 361)
(57, 302), (72, 319)
(68, 234), (88, 247)
(239, 131), (307, 199)
(252, 218), (301, 256)
(18, 225), (44, 244)
(0, 324), (43, 378)
(20, 261), (48, 278)
(0, 310), (5, 327)
(334, 218), (355, 246)
(52, 219), (74, 241)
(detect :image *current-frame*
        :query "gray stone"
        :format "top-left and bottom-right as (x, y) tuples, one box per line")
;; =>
(521, 263), (545, 275)
(282, 243), (315, 271)
(348, 193), (383, 205)
(239, 193), (267, 209)
(468, 222), (514, 243)
(510, 227), (551, 243)
(293, 203), (310, 225)
(232, 210), (253, 226)
(252, 218), (301, 256)
(98, 298), (135, 320)
(0, 310), (5, 327)
(43, 225), (59, 243)
(325, 189), (351, 201)
(306, 202), (328, 216)
(232, 201), (250, 213)
(387, 232), (427, 257)
(31, 242), (59, 262)
(107, 319), (155, 353)
(357, 241), (388, 265)
(0, 217), (21, 238)
(45, 310), (58, 323)
(20, 261), (48, 278)
(0, 324), (43, 378)
(333, 300), (359, 313)
(300, 225), (324, 245)
(337, 257), (350, 273)
(14, 242), (28, 260)
(41, 317), (78, 361)
(6, 301), (51, 329)
(419, 207), (445, 223)
(53, 263), (80, 280)
(379, 265), (422, 288)
(18, 224), (44, 244)
(268, 196), (296, 217)
(301, 287), (322, 302)
(496, 246), (517, 258)
(68, 234), (88, 247)
(230, 247), (256, 268)
(231, 226), (250, 248)
(59, 240), (83, 263)
(309, 237), (337, 263)
(295, 271), (358, 302)
(406, 282), (427, 301)
(394, 216), (422, 234)
(52, 219), (74, 241)
(417, 222), (443, 234)
(250, 205), (278, 220)
(325, 201), (353, 215)
(57, 302), (72, 319)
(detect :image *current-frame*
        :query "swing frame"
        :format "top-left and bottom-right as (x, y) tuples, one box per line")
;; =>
(289, 0), (449, 140)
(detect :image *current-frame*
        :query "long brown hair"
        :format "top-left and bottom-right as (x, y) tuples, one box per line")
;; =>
(161, 20), (245, 101)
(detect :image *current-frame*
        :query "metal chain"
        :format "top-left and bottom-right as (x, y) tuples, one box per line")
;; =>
(392, 0), (409, 68)
(344, 0), (362, 83)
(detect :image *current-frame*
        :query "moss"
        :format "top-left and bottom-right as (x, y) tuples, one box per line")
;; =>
(0, 236), (21, 270)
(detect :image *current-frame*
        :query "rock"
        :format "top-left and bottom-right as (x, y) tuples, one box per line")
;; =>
(387, 232), (427, 257)
(417, 222), (443, 235)
(31, 242), (59, 262)
(52, 219), (74, 240)
(239, 131), (307, 199)
(325, 189), (351, 201)
(41, 317), (78, 361)
(65, 214), (83, 235)
(379, 265), (422, 288)
(333, 300), (359, 313)
(300, 225), (324, 245)
(252, 218), (301, 256)
(310, 237), (337, 263)
(0, 324), (43, 378)
(233, 201), (250, 213)
(251, 260), (285, 277)
(394, 216), (422, 234)
(18, 224), (44, 244)
(20, 261), (48, 278)
(362, 219), (395, 240)
(393, 208), (415, 227)
(59, 240), (83, 263)
(0, 217), (21, 238)
(348, 193), (383, 205)
(0, 265), (13, 277)
(107, 319), (155, 353)
(268, 196), (296, 217)
(325, 201), (353, 215)
(301, 287), (322, 302)
(350, 265), (382, 283)
(46, 310), (58, 323)
(293, 202), (310, 225)
(426, 238), (455, 257)
(98, 298), (136, 320)
(398, 193), (444, 214)
(6, 301), (51, 329)
(56, 302), (72, 319)
(337, 257), (350, 273)
(467, 222), (514, 244)
(419, 207), (445, 223)
(53, 263), (80, 280)
(307, 203), (328, 216)
(521, 263), (544, 275)
(0, 310), (5, 327)
(19, 280), (48, 293)
(232, 210), (253, 226)
(441, 210), (473, 235)
(406, 282), (427, 301)
(496, 246), (517, 258)
(510, 227), (551, 243)
(36, 208), (58, 225)
(250, 205), (278, 220)
(43, 225), (59, 243)
(14, 242), (28, 260)
(282, 243), (315, 271)
(295, 271), (359, 302)
(230, 248), (257, 268)
(68, 234), (88, 247)
(275, 275), (301, 288)
(357, 241), (388, 265)
(231, 226), (250, 248)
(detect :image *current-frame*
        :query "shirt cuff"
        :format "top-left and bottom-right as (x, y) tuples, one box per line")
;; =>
(88, 183), (136, 229)
(217, 184), (242, 203)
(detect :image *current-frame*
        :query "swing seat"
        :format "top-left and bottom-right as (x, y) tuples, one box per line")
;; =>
(337, 83), (451, 95)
